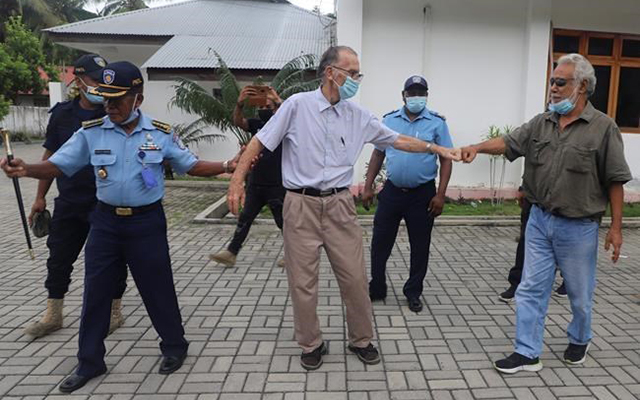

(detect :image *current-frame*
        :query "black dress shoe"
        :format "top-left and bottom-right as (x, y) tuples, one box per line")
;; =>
(369, 282), (387, 301)
(407, 297), (423, 312)
(59, 370), (105, 393)
(159, 353), (187, 375)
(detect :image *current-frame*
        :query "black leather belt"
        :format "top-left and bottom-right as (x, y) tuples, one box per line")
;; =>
(287, 187), (349, 197)
(387, 180), (434, 193)
(97, 200), (162, 216)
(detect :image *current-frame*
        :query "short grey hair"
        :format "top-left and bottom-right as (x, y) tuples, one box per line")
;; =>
(317, 46), (358, 78)
(557, 53), (597, 97)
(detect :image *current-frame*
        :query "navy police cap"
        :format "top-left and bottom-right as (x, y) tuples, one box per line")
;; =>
(73, 54), (107, 80)
(91, 61), (144, 98)
(404, 75), (428, 91)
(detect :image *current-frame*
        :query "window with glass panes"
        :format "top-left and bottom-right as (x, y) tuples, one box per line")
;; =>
(551, 29), (640, 133)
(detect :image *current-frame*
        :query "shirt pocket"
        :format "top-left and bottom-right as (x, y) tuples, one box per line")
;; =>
(529, 139), (551, 166)
(136, 151), (164, 165)
(564, 145), (596, 174)
(90, 154), (117, 186)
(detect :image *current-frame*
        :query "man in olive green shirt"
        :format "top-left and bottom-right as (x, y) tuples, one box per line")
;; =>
(456, 53), (631, 374)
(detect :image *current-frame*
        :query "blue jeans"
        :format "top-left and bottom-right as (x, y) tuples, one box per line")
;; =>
(514, 205), (598, 359)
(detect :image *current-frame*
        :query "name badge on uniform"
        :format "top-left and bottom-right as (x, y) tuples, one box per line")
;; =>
(94, 149), (111, 154)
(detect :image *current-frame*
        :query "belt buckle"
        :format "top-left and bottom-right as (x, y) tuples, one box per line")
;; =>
(115, 207), (133, 216)
(319, 189), (333, 197)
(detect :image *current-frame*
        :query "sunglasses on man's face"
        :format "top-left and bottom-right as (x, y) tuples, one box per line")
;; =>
(549, 77), (575, 87)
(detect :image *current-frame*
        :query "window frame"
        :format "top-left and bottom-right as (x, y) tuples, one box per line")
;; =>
(550, 28), (640, 133)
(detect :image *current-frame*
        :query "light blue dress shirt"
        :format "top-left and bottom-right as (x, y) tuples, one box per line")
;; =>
(380, 107), (453, 188)
(49, 112), (198, 207)
(256, 88), (400, 190)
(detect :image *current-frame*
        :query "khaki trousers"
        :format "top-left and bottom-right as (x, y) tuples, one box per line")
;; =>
(283, 190), (374, 353)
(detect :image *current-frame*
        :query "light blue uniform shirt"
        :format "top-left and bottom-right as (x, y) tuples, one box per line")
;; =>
(379, 107), (453, 188)
(257, 88), (399, 190)
(49, 112), (198, 207)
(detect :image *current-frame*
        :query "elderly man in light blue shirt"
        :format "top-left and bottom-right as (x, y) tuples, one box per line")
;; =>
(228, 46), (457, 371)
(363, 75), (453, 314)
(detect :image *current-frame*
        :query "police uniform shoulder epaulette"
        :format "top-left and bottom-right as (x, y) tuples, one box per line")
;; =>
(82, 118), (105, 129)
(383, 109), (400, 118)
(152, 119), (172, 134)
(429, 110), (446, 121)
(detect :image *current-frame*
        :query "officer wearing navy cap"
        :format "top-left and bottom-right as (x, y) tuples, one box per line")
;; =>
(1, 60), (241, 393)
(363, 74), (454, 313)
(24, 54), (128, 339)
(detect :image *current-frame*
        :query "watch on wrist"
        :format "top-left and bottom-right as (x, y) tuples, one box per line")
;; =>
(222, 160), (230, 173)
(426, 142), (433, 152)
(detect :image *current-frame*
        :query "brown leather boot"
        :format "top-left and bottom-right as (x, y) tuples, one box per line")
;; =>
(24, 298), (63, 337)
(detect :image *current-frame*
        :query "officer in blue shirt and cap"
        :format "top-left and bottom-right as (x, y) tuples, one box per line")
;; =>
(362, 75), (454, 313)
(1, 61), (241, 393)
(24, 54), (128, 339)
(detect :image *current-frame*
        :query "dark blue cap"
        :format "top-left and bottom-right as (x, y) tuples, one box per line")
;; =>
(73, 54), (108, 80)
(403, 75), (428, 91)
(91, 61), (144, 98)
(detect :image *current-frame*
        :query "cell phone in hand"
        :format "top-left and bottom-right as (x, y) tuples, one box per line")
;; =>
(247, 85), (268, 107)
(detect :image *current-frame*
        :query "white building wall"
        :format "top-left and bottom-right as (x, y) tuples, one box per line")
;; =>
(340, 0), (640, 192)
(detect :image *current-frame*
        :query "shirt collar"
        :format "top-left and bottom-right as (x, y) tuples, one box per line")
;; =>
(399, 106), (431, 122)
(316, 87), (343, 116)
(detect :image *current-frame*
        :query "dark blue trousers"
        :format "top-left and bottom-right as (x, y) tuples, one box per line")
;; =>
(45, 198), (127, 299)
(77, 204), (188, 377)
(370, 180), (436, 300)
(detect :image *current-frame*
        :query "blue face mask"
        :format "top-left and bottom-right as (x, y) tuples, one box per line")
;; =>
(405, 96), (427, 114)
(79, 79), (104, 105)
(548, 88), (578, 115)
(338, 76), (360, 100)
(121, 94), (140, 125)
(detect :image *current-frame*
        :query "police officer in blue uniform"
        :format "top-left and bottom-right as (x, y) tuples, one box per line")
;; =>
(25, 54), (128, 338)
(1, 61), (240, 393)
(362, 75), (454, 312)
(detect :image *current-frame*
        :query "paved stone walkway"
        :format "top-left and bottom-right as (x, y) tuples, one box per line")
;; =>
(0, 143), (639, 399)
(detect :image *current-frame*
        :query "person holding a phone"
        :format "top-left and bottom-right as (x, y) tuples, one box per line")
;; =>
(362, 75), (453, 313)
(210, 85), (286, 268)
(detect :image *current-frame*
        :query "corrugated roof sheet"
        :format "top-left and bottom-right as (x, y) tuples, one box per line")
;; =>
(142, 35), (327, 69)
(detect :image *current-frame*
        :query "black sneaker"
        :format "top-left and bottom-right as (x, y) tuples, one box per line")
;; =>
(499, 286), (516, 303)
(407, 297), (423, 312)
(348, 343), (381, 365)
(564, 343), (590, 365)
(554, 282), (568, 298)
(300, 342), (328, 370)
(494, 352), (543, 374)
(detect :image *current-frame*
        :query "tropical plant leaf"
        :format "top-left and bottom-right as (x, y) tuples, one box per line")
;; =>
(271, 54), (317, 91)
(170, 77), (233, 131)
(213, 51), (240, 112)
(279, 79), (321, 100)
(173, 117), (226, 147)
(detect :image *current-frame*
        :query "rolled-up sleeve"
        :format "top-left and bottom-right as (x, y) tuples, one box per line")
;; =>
(256, 98), (294, 151)
(165, 132), (198, 175)
(48, 130), (90, 177)
(504, 119), (535, 162)
(602, 126), (632, 185)
(365, 115), (399, 150)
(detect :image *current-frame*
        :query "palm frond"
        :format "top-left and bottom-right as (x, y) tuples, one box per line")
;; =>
(174, 118), (226, 147)
(279, 79), (321, 100)
(170, 77), (233, 131)
(271, 54), (318, 91)
(273, 69), (313, 95)
(213, 51), (240, 112)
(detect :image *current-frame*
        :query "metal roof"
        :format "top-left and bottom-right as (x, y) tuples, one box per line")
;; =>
(45, 0), (332, 70)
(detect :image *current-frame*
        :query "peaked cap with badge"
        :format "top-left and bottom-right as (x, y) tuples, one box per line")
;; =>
(90, 61), (144, 98)
(74, 54), (108, 80)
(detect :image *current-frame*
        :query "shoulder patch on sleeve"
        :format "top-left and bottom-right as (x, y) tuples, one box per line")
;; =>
(82, 118), (105, 129)
(430, 111), (446, 121)
(383, 109), (399, 118)
(152, 120), (172, 134)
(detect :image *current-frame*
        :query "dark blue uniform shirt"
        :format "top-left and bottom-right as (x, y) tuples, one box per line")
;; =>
(247, 118), (282, 187)
(44, 98), (105, 204)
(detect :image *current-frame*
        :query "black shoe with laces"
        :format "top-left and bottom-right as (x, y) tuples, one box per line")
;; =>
(554, 282), (568, 298)
(494, 352), (543, 374)
(499, 286), (517, 303)
(300, 342), (328, 370)
(564, 342), (590, 365)
(348, 343), (381, 365)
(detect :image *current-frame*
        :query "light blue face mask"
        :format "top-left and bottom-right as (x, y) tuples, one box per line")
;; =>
(79, 79), (104, 105)
(405, 96), (427, 114)
(120, 94), (140, 125)
(548, 88), (578, 115)
(338, 76), (360, 100)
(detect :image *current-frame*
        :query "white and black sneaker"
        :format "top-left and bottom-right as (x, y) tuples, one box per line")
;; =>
(494, 352), (543, 374)
(564, 343), (590, 365)
(554, 282), (568, 298)
(498, 286), (516, 303)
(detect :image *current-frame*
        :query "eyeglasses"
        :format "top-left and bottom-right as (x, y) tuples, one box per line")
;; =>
(549, 77), (575, 87)
(331, 65), (364, 82)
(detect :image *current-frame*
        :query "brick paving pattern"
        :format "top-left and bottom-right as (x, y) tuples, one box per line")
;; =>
(0, 143), (639, 399)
